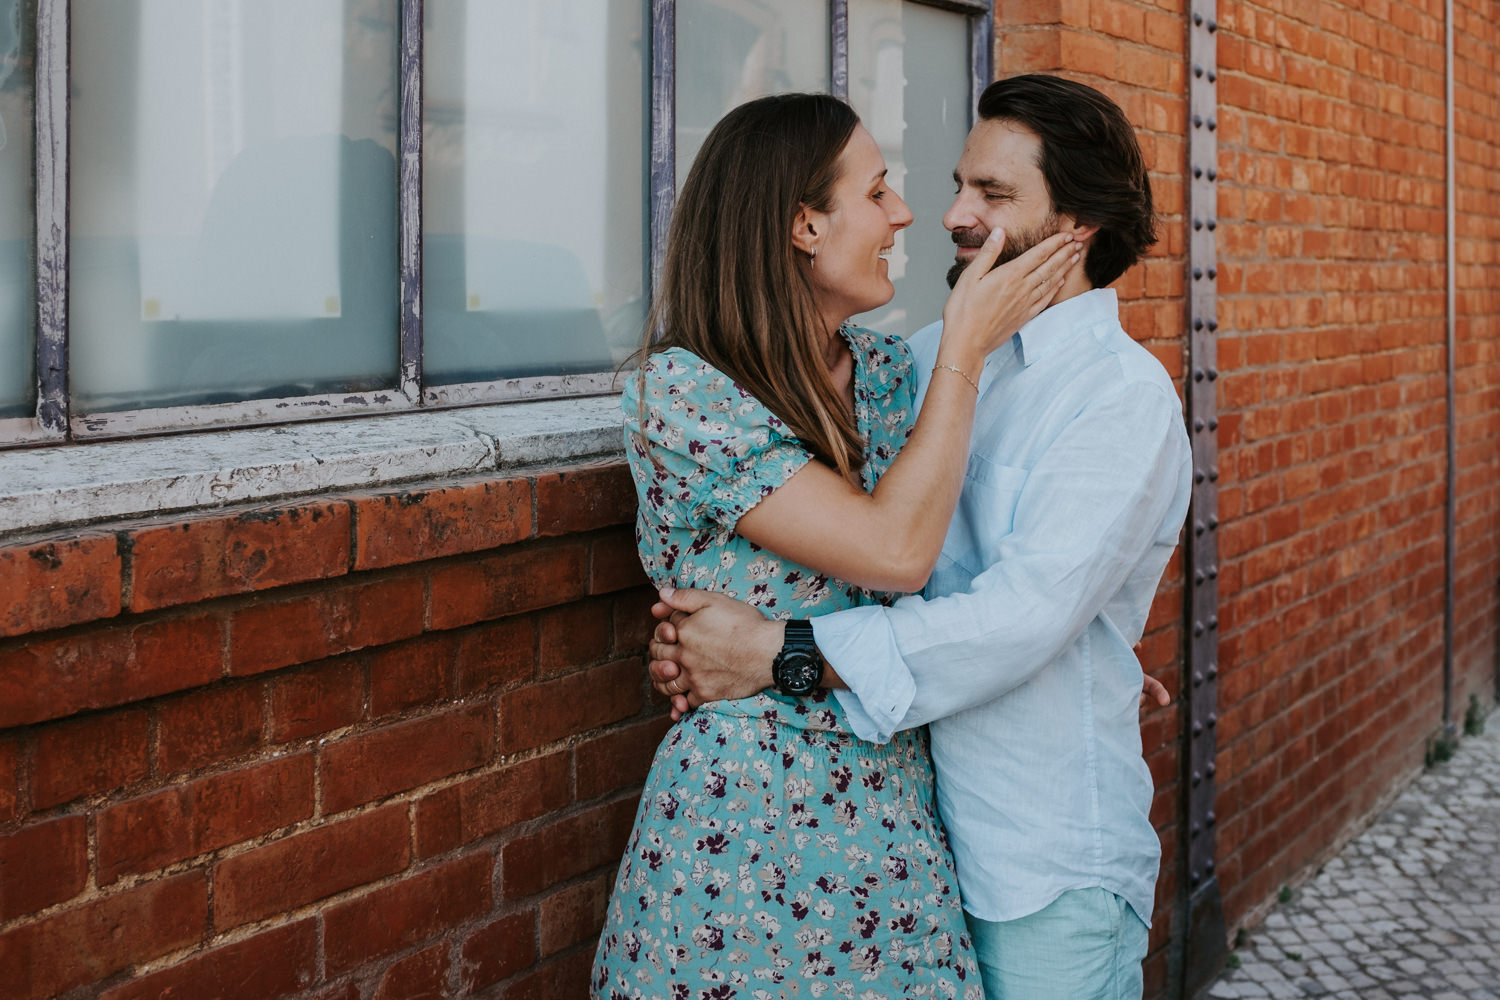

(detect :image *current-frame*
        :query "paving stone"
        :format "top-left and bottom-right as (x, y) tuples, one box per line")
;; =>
(1206, 707), (1500, 1000)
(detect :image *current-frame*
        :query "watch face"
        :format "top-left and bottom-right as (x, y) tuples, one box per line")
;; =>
(775, 651), (821, 696)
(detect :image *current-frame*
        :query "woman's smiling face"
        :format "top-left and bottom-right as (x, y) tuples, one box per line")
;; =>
(801, 124), (914, 330)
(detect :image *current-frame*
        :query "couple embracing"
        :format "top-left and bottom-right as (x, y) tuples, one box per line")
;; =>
(592, 75), (1192, 1000)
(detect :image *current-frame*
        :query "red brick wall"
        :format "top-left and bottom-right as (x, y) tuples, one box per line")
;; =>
(1000, 0), (1500, 994)
(0, 462), (664, 999)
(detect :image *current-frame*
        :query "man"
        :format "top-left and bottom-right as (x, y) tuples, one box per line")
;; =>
(646, 74), (1193, 999)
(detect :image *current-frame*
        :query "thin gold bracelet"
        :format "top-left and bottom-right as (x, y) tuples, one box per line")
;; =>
(932, 363), (980, 393)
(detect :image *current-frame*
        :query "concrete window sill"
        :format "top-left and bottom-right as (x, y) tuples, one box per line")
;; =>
(0, 396), (627, 537)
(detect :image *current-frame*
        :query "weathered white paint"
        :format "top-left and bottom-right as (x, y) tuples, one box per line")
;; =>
(0, 396), (626, 535)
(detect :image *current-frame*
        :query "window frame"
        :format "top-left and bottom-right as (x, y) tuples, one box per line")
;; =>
(6, 0), (991, 450)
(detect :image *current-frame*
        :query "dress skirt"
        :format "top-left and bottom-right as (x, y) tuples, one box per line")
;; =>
(592, 698), (983, 1000)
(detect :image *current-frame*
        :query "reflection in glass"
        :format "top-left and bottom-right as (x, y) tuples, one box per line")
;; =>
(849, 0), (970, 337)
(423, 0), (648, 384)
(676, 0), (828, 184)
(0, 0), (32, 419)
(70, 0), (400, 413)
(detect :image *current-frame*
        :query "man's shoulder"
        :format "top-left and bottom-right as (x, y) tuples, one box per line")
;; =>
(907, 320), (944, 365)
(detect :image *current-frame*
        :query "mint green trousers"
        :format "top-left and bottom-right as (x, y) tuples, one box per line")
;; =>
(965, 888), (1149, 1000)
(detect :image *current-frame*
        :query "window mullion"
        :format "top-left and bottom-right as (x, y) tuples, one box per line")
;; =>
(971, 3), (993, 119)
(399, 0), (424, 404)
(649, 0), (674, 304)
(831, 0), (848, 100)
(35, 0), (68, 438)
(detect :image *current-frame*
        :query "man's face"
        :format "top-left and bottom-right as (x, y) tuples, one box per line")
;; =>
(943, 118), (1062, 289)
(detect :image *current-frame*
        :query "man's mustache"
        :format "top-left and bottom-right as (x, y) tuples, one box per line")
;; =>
(951, 228), (988, 250)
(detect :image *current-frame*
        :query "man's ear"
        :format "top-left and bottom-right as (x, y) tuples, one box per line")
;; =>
(792, 204), (821, 255)
(1058, 215), (1100, 243)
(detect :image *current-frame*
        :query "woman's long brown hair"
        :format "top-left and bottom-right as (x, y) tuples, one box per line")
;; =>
(632, 93), (863, 483)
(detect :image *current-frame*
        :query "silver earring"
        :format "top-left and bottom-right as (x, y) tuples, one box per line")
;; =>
(810, 246), (817, 269)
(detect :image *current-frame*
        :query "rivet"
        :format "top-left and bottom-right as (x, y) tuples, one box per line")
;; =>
(1191, 823), (1201, 837)
(1207, 319), (1219, 331)
(1207, 168), (1218, 180)
(1193, 12), (1203, 25)
(1208, 19), (1218, 32)
(1194, 64), (1204, 77)
(1193, 114), (1204, 128)
(1194, 217), (1204, 230)
(1192, 770), (1202, 786)
(1208, 617), (1219, 632)
(1207, 119), (1217, 131)
(1207, 762), (1217, 777)
(1207, 219), (1217, 231)
(1194, 522), (1205, 538)
(1207, 369), (1218, 381)
(1193, 618), (1205, 635)
(1194, 368), (1205, 382)
(1207, 267), (1218, 279)
(1194, 318), (1205, 332)
(1208, 71), (1217, 83)
(1193, 268), (1204, 280)
(1207, 567), (1218, 580)
(1208, 423), (1219, 435)
(1207, 663), (1218, 679)
(1193, 721), (1203, 736)
(1193, 669), (1204, 685)
(1195, 469), (1206, 484)
(1193, 166), (1204, 178)
(1194, 418), (1205, 431)
(1208, 713), (1218, 728)
(1207, 811), (1217, 826)
(1191, 869), (1201, 887)
(1208, 517), (1219, 531)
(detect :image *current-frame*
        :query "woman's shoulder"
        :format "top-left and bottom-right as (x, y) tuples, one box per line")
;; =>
(622, 348), (797, 465)
(842, 324), (914, 401)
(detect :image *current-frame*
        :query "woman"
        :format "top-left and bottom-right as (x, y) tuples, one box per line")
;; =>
(592, 94), (1076, 1000)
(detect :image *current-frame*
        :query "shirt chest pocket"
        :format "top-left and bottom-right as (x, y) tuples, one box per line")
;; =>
(938, 455), (1030, 578)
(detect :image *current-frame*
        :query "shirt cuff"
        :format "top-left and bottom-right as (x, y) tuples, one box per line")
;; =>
(813, 604), (916, 744)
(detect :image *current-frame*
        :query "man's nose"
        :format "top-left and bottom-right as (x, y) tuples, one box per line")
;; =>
(941, 192), (975, 234)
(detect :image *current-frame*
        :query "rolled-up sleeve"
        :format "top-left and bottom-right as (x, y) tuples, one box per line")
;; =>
(822, 379), (1190, 742)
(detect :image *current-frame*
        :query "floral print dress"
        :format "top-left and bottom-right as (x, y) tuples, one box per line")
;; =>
(592, 326), (982, 1000)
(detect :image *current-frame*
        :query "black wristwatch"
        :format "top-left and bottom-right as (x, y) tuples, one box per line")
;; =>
(772, 620), (822, 697)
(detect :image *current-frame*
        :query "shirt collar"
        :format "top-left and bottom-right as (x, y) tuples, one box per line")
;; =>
(1011, 287), (1119, 368)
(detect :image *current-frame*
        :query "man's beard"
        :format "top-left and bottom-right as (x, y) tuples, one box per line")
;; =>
(946, 217), (1061, 289)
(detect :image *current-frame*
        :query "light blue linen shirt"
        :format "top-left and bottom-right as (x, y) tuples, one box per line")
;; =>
(816, 288), (1193, 926)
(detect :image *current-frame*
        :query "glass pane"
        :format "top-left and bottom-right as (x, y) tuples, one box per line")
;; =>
(70, 0), (400, 413)
(423, 0), (648, 384)
(0, 0), (32, 419)
(849, 0), (971, 337)
(676, 0), (829, 183)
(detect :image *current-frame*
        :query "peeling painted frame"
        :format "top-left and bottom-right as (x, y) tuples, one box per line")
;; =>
(14, 0), (995, 450)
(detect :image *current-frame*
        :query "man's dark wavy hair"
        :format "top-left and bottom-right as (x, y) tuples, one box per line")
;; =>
(978, 75), (1157, 288)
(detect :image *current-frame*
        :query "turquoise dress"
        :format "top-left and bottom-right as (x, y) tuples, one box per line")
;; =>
(592, 326), (982, 1000)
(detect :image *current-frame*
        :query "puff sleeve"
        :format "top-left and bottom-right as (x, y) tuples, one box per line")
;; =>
(621, 350), (813, 531)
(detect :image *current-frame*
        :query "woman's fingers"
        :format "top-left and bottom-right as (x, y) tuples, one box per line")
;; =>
(953, 227), (1007, 291)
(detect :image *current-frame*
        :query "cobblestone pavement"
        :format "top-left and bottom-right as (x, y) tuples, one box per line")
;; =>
(1205, 705), (1500, 1000)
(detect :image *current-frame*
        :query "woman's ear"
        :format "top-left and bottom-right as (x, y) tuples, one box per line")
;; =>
(792, 204), (821, 256)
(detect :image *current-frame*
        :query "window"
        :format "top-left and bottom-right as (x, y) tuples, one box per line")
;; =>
(2, 0), (989, 449)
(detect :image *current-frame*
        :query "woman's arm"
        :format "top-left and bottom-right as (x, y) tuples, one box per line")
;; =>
(735, 229), (1078, 592)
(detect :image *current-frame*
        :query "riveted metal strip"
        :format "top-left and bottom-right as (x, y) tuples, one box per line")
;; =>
(1183, 0), (1227, 993)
